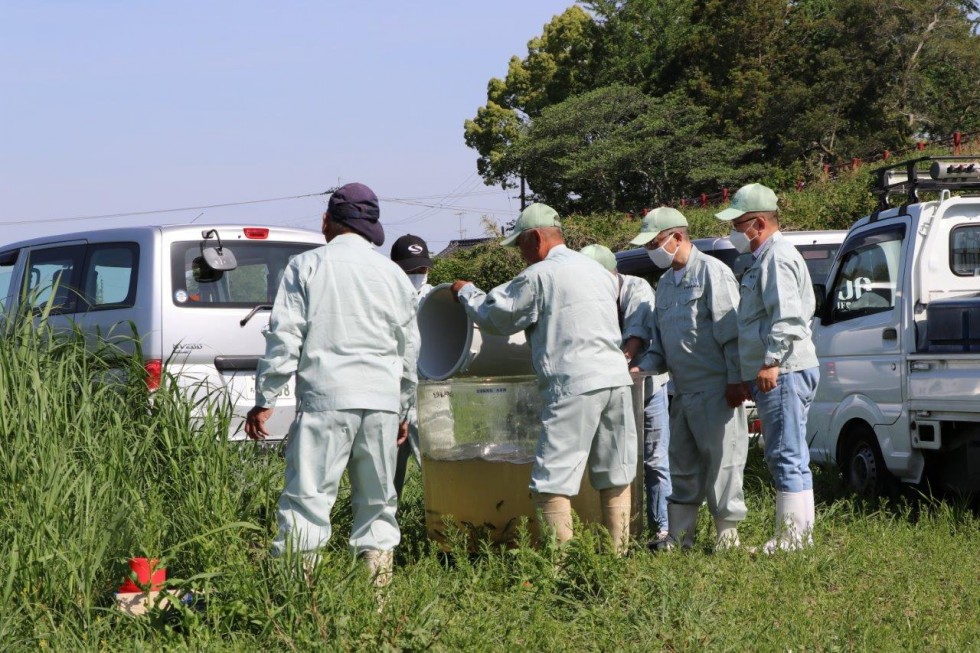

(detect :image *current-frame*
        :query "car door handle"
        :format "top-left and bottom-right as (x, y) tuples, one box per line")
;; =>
(882, 328), (898, 341)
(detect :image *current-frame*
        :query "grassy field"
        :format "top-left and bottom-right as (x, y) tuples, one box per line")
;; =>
(1, 322), (978, 651)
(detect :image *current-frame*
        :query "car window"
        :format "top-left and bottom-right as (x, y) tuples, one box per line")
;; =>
(170, 241), (319, 307)
(798, 243), (842, 285)
(26, 245), (86, 314)
(827, 226), (905, 323)
(26, 243), (140, 315)
(83, 244), (139, 309)
(950, 225), (980, 276)
(0, 251), (19, 311)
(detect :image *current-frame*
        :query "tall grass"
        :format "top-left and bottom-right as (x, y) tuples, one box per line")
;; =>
(0, 312), (977, 651)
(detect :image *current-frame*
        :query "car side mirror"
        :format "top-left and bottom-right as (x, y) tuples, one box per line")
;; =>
(192, 256), (224, 283)
(201, 245), (237, 272)
(813, 283), (827, 318)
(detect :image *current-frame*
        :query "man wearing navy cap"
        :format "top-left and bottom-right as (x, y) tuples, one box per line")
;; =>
(245, 182), (420, 588)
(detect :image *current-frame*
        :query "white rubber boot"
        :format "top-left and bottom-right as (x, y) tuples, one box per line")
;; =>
(652, 503), (699, 551)
(535, 493), (574, 546)
(361, 549), (394, 588)
(802, 489), (815, 546)
(714, 518), (741, 551)
(600, 485), (631, 556)
(763, 491), (812, 554)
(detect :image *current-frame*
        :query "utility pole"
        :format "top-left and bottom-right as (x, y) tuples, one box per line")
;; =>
(520, 174), (527, 211)
(456, 212), (465, 240)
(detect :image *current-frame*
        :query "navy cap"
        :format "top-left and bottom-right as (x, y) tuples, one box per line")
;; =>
(390, 234), (433, 271)
(328, 182), (384, 246)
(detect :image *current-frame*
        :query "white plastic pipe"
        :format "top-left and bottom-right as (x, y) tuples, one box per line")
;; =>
(417, 283), (533, 380)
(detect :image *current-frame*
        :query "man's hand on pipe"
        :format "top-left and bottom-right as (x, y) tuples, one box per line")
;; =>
(450, 280), (472, 302)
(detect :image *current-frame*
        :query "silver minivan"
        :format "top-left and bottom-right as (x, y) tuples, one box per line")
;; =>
(0, 224), (326, 440)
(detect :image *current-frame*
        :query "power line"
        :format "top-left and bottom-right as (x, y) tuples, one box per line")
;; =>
(385, 172), (483, 226)
(383, 190), (501, 201)
(0, 190), (332, 227)
(4, 182), (509, 229)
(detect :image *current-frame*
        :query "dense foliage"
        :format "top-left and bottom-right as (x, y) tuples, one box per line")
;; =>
(431, 158), (884, 289)
(464, 0), (980, 213)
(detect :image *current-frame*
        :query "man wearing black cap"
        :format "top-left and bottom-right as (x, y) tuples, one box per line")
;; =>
(245, 182), (420, 589)
(390, 234), (434, 497)
(391, 234), (434, 296)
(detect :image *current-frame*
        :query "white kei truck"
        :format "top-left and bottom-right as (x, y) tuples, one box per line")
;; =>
(808, 157), (980, 495)
(0, 225), (326, 441)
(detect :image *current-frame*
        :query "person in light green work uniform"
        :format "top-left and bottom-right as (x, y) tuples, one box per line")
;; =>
(389, 234), (435, 500)
(716, 183), (819, 553)
(245, 183), (420, 587)
(450, 204), (636, 555)
(630, 207), (749, 551)
(579, 244), (672, 544)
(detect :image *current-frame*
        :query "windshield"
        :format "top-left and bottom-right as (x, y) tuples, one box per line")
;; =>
(798, 243), (842, 285)
(170, 240), (319, 308)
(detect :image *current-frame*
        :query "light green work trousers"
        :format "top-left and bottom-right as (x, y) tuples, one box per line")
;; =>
(667, 390), (748, 521)
(271, 408), (400, 556)
(530, 385), (637, 496)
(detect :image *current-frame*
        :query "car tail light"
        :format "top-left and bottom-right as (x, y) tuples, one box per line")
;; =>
(750, 419), (763, 434)
(144, 359), (162, 391)
(243, 228), (269, 239)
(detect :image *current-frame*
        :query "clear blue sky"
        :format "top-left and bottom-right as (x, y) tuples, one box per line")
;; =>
(0, 1), (575, 253)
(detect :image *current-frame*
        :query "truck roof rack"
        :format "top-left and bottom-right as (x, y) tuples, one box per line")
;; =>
(872, 156), (980, 218)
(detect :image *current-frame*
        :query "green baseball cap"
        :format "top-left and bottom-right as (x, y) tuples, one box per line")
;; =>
(500, 203), (561, 246)
(579, 244), (617, 272)
(715, 183), (779, 221)
(629, 207), (688, 246)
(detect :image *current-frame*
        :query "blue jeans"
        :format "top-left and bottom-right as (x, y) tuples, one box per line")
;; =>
(643, 386), (671, 533)
(750, 368), (819, 492)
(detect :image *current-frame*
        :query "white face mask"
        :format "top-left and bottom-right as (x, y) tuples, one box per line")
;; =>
(407, 273), (428, 291)
(647, 239), (676, 269)
(729, 226), (754, 254)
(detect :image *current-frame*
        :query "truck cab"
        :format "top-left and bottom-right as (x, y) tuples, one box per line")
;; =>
(808, 157), (980, 495)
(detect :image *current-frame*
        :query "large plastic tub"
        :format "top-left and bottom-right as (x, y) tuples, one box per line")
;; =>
(417, 374), (646, 549)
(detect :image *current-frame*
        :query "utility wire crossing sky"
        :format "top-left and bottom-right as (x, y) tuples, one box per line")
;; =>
(0, 1), (574, 251)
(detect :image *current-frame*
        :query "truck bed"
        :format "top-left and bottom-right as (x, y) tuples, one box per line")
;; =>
(907, 353), (980, 417)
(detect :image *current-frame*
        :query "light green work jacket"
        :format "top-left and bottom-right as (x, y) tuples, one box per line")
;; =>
(617, 274), (669, 393)
(255, 233), (419, 417)
(637, 246), (741, 394)
(458, 245), (631, 400)
(737, 232), (818, 380)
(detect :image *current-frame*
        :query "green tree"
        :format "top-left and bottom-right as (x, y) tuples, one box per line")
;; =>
(680, 0), (980, 165)
(503, 85), (765, 213)
(463, 5), (598, 188)
(466, 0), (980, 198)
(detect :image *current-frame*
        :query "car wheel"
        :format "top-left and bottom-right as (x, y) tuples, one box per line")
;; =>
(845, 428), (890, 498)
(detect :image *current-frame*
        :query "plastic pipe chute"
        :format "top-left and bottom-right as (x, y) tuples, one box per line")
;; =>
(417, 283), (533, 380)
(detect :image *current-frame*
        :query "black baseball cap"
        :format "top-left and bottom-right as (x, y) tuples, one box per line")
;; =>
(390, 234), (433, 272)
(328, 182), (384, 246)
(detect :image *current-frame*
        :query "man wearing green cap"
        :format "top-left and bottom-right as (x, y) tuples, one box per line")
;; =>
(450, 204), (636, 555)
(715, 183), (819, 553)
(630, 207), (748, 551)
(579, 244), (672, 544)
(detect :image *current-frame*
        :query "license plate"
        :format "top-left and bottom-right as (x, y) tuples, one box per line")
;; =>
(230, 373), (294, 402)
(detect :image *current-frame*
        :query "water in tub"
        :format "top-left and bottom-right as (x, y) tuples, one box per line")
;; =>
(418, 378), (602, 546)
